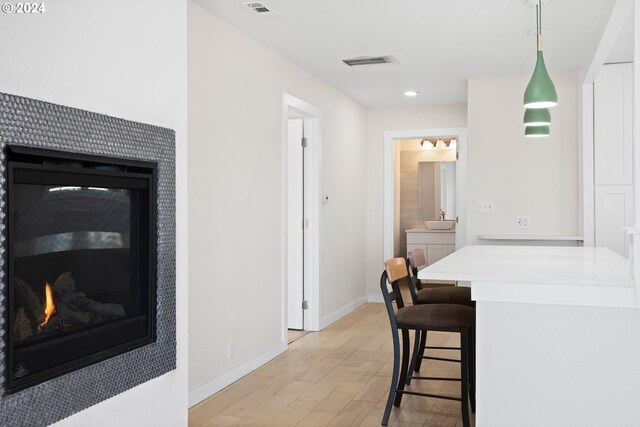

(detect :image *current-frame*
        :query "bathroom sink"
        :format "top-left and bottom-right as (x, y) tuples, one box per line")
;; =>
(425, 220), (456, 230)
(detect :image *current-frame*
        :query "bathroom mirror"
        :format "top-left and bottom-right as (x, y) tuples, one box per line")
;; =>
(417, 161), (456, 221)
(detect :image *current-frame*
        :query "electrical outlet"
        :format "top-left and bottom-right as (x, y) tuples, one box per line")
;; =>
(516, 216), (530, 230)
(228, 342), (235, 359)
(476, 200), (495, 213)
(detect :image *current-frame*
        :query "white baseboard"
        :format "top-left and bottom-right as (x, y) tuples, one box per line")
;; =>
(188, 340), (287, 408)
(320, 296), (367, 329)
(367, 294), (384, 304)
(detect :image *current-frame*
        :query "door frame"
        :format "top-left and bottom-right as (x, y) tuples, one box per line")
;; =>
(383, 128), (468, 261)
(282, 93), (321, 340)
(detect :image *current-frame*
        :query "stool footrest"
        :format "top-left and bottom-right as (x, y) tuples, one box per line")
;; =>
(396, 390), (462, 402)
(409, 376), (461, 381)
(426, 346), (461, 350)
(423, 356), (461, 363)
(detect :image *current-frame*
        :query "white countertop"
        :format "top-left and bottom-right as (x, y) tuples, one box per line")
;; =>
(406, 228), (455, 233)
(417, 245), (636, 308)
(477, 234), (583, 241)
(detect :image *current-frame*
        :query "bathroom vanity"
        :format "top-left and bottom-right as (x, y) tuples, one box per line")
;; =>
(418, 245), (640, 426)
(406, 229), (455, 266)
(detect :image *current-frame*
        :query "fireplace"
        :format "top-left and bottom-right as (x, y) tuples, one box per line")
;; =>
(6, 146), (157, 392)
(0, 92), (175, 425)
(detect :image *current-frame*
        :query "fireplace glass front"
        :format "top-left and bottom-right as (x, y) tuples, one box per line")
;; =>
(6, 146), (157, 392)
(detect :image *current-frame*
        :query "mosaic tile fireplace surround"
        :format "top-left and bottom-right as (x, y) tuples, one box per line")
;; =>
(0, 92), (176, 425)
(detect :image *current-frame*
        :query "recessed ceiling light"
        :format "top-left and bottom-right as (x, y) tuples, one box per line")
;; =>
(404, 91), (418, 97)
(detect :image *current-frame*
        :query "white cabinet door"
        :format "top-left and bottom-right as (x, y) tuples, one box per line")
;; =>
(427, 244), (450, 266)
(407, 244), (427, 261)
(595, 186), (633, 256)
(594, 63), (634, 256)
(594, 64), (633, 186)
(446, 245), (455, 256)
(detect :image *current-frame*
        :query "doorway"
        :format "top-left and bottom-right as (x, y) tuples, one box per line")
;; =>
(282, 94), (321, 342)
(383, 128), (468, 261)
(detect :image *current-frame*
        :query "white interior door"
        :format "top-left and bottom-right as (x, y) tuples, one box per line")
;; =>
(287, 119), (304, 330)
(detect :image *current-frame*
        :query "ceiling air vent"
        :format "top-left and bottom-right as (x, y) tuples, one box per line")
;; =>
(342, 56), (397, 67)
(243, 2), (279, 16)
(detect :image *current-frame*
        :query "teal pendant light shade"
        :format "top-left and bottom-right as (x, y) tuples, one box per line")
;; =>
(525, 125), (550, 138)
(524, 107), (551, 126)
(523, 51), (557, 109)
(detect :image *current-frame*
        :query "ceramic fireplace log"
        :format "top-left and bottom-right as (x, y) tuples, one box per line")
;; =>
(13, 308), (34, 341)
(14, 277), (45, 325)
(67, 295), (125, 318)
(53, 272), (125, 318)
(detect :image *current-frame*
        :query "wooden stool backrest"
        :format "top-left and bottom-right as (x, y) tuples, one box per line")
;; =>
(409, 248), (426, 269)
(380, 257), (411, 314)
(385, 257), (408, 283)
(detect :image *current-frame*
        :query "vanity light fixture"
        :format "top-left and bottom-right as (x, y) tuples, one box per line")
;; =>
(404, 90), (418, 97)
(523, 108), (551, 126)
(421, 139), (435, 150)
(525, 125), (550, 138)
(523, 0), (557, 109)
(421, 138), (456, 150)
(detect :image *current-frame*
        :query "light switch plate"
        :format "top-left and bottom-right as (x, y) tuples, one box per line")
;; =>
(476, 200), (495, 213)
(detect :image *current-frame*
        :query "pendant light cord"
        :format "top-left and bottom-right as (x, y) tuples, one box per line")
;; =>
(539, 0), (542, 36)
(536, 4), (540, 51)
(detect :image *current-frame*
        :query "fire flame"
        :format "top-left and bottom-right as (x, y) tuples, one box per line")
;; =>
(38, 282), (55, 330)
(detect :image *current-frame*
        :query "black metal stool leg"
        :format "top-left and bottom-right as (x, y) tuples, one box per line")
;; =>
(394, 329), (410, 407)
(406, 329), (422, 385)
(382, 327), (401, 426)
(413, 329), (427, 372)
(460, 328), (470, 427)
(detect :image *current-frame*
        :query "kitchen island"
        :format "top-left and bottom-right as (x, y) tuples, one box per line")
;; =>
(418, 245), (640, 426)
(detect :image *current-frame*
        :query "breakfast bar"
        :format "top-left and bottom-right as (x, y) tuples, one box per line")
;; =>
(418, 245), (640, 426)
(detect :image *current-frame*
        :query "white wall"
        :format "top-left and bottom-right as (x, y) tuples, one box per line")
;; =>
(188, 1), (368, 401)
(466, 72), (579, 244)
(0, 0), (188, 426)
(366, 105), (467, 299)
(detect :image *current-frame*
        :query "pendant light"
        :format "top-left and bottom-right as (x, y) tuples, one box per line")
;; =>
(523, 108), (551, 126)
(523, 1), (557, 109)
(525, 125), (550, 138)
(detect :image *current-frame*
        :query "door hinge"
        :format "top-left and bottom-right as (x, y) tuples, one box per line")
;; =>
(303, 219), (309, 229)
(301, 137), (308, 148)
(456, 151), (459, 160)
(302, 300), (308, 310)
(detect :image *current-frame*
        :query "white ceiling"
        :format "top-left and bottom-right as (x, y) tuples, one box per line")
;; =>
(193, 0), (617, 107)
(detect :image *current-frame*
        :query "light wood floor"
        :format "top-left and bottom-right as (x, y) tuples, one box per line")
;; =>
(288, 329), (310, 344)
(189, 302), (473, 427)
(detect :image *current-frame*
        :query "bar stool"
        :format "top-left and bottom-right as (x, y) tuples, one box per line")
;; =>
(380, 258), (475, 427)
(405, 249), (475, 411)
(407, 248), (473, 307)
(407, 248), (475, 378)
